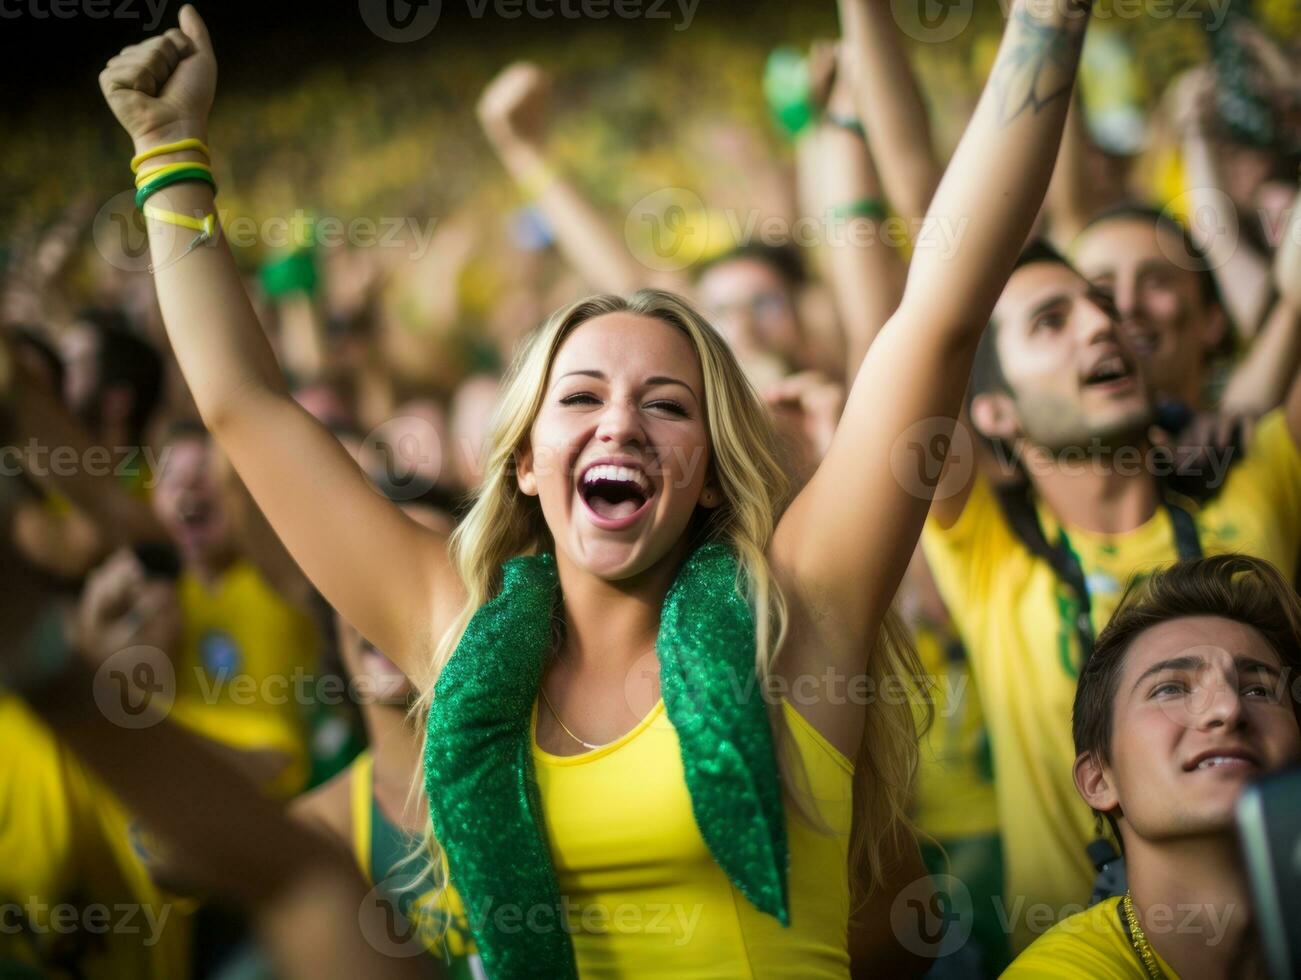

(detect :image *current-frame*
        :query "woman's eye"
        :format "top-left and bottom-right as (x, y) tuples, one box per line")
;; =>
(647, 400), (688, 417)
(560, 393), (600, 406)
(1033, 312), (1067, 332)
(1152, 681), (1187, 698)
(1243, 683), (1274, 700)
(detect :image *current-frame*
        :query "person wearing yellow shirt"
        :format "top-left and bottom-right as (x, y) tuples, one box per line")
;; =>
(924, 239), (1301, 952)
(150, 422), (320, 799)
(1003, 555), (1301, 979)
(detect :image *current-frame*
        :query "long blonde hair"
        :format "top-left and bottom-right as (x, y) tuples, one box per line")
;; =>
(410, 289), (921, 908)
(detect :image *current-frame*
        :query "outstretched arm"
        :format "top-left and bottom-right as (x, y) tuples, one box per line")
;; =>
(97, 6), (458, 679)
(835, 0), (943, 231)
(774, 0), (1092, 711)
(478, 62), (687, 296)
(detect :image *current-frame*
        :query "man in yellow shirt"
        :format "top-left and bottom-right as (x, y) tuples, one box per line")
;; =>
(1004, 555), (1300, 978)
(924, 240), (1301, 951)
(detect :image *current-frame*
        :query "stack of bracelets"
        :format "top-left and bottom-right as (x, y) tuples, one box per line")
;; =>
(130, 137), (218, 274)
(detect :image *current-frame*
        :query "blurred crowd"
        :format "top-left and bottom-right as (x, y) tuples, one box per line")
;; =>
(1, 0), (1299, 977)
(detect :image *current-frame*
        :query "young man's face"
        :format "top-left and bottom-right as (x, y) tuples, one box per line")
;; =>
(1072, 218), (1225, 407)
(1088, 616), (1301, 842)
(979, 261), (1151, 451)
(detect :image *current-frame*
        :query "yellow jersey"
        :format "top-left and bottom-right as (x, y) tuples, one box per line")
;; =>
(426, 698), (853, 977)
(0, 696), (189, 978)
(923, 410), (1301, 951)
(170, 559), (319, 798)
(1001, 896), (1178, 978)
(911, 623), (998, 842)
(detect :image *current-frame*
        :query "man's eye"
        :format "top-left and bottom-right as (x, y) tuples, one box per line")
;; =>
(1034, 313), (1066, 332)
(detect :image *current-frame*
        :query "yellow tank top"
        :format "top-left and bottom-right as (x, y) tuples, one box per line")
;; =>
(170, 560), (319, 798)
(426, 698), (853, 978)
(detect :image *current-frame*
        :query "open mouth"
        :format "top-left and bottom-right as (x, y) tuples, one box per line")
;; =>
(1081, 354), (1135, 391)
(1184, 748), (1260, 773)
(578, 463), (653, 527)
(177, 497), (214, 531)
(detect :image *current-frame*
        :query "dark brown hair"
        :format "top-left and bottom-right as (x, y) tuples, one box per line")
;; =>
(1073, 553), (1301, 766)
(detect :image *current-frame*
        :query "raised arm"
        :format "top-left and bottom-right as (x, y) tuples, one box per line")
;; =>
(774, 0), (1092, 666)
(819, 51), (908, 380)
(835, 0), (943, 230)
(96, 6), (457, 678)
(478, 62), (687, 296)
(1173, 68), (1273, 338)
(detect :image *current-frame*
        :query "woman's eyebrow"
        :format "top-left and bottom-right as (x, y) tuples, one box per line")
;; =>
(554, 370), (697, 399)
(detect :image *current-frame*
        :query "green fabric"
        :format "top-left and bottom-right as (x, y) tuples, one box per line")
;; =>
(423, 542), (789, 978)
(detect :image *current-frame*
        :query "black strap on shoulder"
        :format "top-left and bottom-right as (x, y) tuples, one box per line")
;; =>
(994, 481), (1203, 661)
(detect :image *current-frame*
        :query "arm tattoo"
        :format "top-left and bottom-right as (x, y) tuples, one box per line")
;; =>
(990, 4), (1091, 127)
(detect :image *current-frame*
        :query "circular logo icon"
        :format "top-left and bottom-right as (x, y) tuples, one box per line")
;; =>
(1159, 189), (1237, 272)
(891, 0), (974, 44)
(361, 414), (444, 501)
(625, 187), (709, 274)
(92, 190), (178, 274)
(358, 0), (441, 42)
(890, 873), (974, 959)
(199, 630), (242, 678)
(93, 645), (175, 729)
(890, 417), (975, 501)
(358, 879), (440, 958)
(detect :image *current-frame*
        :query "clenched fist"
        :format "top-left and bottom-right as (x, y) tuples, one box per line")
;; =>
(477, 61), (552, 149)
(99, 3), (217, 152)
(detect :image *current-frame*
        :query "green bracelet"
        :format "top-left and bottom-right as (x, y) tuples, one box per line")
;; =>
(824, 112), (866, 138)
(831, 198), (888, 221)
(135, 168), (217, 210)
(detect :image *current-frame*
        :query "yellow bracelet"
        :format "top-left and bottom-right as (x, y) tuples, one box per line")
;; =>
(136, 160), (215, 189)
(131, 138), (211, 174)
(143, 204), (217, 238)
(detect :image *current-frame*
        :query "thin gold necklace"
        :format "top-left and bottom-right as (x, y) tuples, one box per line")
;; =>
(1121, 890), (1167, 980)
(539, 684), (611, 751)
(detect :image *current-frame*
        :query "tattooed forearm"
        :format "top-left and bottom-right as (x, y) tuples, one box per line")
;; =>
(990, 2), (1092, 127)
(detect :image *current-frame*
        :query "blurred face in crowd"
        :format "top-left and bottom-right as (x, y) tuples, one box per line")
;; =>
(151, 434), (236, 567)
(516, 313), (715, 582)
(976, 261), (1151, 452)
(1080, 616), (1301, 842)
(696, 257), (801, 370)
(60, 323), (101, 421)
(1073, 218), (1226, 407)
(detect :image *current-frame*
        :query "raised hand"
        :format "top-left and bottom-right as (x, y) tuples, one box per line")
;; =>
(477, 61), (551, 148)
(98, 3), (216, 150)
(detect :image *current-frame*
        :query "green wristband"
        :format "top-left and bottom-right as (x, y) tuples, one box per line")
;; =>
(831, 198), (888, 221)
(824, 112), (866, 138)
(135, 168), (217, 210)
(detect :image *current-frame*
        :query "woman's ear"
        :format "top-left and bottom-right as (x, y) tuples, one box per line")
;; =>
(515, 444), (538, 496)
(1074, 750), (1120, 816)
(699, 485), (722, 509)
(970, 391), (1021, 443)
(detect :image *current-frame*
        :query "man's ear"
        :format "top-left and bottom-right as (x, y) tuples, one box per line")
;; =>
(516, 443), (538, 496)
(1074, 750), (1120, 816)
(970, 391), (1021, 443)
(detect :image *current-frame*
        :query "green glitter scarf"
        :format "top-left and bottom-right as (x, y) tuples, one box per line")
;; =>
(423, 542), (790, 979)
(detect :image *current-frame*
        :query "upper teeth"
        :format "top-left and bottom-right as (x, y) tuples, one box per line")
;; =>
(583, 464), (650, 492)
(1197, 756), (1247, 769)
(1091, 357), (1126, 379)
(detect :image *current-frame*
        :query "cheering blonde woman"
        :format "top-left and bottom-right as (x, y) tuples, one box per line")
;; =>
(98, 2), (1094, 975)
